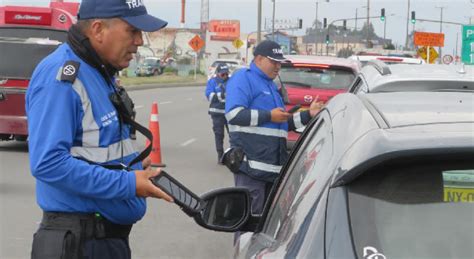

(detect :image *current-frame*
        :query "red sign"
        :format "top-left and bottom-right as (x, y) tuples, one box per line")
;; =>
(414, 31), (445, 47)
(4, 7), (52, 26)
(209, 20), (240, 41)
(188, 35), (205, 52)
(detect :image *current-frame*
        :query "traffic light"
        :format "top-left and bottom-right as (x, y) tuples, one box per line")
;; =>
(323, 18), (327, 28)
(298, 18), (303, 29)
(411, 11), (416, 24)
(343, 20), (347, 30)
(380, 8), (385, 21)
(325, 34), (330, 44)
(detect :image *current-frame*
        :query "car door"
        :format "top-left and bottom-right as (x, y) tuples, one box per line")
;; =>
(240, 110), (335, 259)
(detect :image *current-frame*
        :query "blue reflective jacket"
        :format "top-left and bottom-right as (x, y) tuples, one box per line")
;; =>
(225, 62), (311, 182)
(205, 76), (227, 115)
(26, 43), (145, 225)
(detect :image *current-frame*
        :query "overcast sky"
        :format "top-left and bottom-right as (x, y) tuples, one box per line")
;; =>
(2, 0), (472, 56)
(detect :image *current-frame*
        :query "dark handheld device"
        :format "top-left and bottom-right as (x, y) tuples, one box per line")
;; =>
(150, 171), (202, 217)
(109, 87), (135, 119)
(287, 104), (302, 114)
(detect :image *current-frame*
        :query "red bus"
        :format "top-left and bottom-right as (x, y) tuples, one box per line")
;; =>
(0, 1), (78, 141)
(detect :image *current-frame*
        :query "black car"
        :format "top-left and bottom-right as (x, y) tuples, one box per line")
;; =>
(193, 91), (474, 259)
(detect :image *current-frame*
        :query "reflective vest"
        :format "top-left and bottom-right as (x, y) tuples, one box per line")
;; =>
(205, 76), (227, 115)
(26, 43), (145, 225)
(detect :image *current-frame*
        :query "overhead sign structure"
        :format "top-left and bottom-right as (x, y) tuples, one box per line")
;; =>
(188, 35), (204, 52)
(414, 31), (445, 47)
(232, 38), (244, 49)
(417, 46), (439, 64)
(461, 25), (474, 65)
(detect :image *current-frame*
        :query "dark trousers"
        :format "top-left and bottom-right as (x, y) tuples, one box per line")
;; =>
(31, 212), (132, 259)
(210, 113), (228, 161)
(234, 172), (273, 215)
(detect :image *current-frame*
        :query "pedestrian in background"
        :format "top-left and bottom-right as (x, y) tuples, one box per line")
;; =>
(26, 0), (172, 258)
(205, 64), (230, 164)
(225, 40), (321, 214)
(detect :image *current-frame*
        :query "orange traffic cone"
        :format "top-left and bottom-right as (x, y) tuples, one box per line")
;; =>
(147, 102), (165, 167)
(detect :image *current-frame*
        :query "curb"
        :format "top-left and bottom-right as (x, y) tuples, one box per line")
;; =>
(123, 81), (206, 91)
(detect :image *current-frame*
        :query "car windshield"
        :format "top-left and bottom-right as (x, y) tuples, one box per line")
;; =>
(348, 161), (474, 259)
(0, 27), (68, 42)
(211, 61), (238, 68)
(278, 66), (355, 90)
(143, 59), (158, 65)
(0, 36), (62, 79)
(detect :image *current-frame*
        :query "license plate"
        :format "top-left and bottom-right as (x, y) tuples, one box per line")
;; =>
(0, 92), (5, 101)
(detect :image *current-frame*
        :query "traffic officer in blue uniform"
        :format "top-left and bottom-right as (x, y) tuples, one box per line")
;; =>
(205, 64), (230, 163)
(225, 40), (320, 214)
(26, 0), (173, 258)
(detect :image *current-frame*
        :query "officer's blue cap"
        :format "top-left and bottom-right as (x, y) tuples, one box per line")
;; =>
(253, 40), (289, 62)
(216, 64), (230, 74)
(78, 0), (168, 32)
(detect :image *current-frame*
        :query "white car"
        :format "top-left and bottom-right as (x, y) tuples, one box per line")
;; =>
(207, 58), (245, 79)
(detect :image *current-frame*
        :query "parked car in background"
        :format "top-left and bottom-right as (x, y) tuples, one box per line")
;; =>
(207, 58), (245, 79)
(0, 1), (77, 141)
(348, 54), (425, 66)
(193, 91), (474, 259)
(135, 57), (164, 77)
(275, 55), (360, 148)
(349, 60), (474, 94)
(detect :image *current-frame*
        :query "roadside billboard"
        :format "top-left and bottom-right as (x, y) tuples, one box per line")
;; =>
(208, 20), (240, 41)
(461, 25), (474, 65)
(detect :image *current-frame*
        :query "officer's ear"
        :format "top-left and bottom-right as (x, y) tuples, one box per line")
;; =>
(88, 19), (110, 44)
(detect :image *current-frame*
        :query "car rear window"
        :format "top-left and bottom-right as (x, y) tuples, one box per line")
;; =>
(0, 37), (61, 79)
(348, 160), (474, 259)
(279, 66), (355, 90)
(211, 61), (238, 68)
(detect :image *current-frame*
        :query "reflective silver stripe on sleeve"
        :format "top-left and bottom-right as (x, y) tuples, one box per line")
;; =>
(250, 110), (259, 126)
(247, 159), (282, 173)
(71, 138), (136, 163)
(71, 78), (100, 147)
(293, 112), (304, 129)
(228, 125), (288, 138)
(226, 107), (244, 121)
(208, 92), (216, 102)
(209, 108), (225, 114)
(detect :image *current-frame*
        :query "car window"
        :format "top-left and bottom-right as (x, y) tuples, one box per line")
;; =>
(0, 37), (61, 79)
(348, 161), (474, 259)
(278, 67), (355, 90)
(349, 76), (367, 94)
(263, 113), (333, 243)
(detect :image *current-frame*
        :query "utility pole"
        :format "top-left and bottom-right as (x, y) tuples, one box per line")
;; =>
(355, 8), (358, 31)
(257, 0), (262, 44)
(405, 0), (410, 50)
(272, 0), (276, 40)
(315, 2), (319, 55)
(435, 6), (445, 63)
(366, 0), (370, 48)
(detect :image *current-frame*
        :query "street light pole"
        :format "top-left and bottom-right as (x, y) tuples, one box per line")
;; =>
(315, 2), (319, 55)
(272, 0), (276, 40)
(366, 0), (370, 48)
(435, 6), (445, 63)
(405, 0), (410, 50)
(257, 0), (262, 44)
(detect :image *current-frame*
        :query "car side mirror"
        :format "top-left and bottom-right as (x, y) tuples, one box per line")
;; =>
(194, 187), (255, 232)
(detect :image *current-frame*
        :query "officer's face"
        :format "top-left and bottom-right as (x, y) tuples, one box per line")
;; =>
(95, 18), (144, 70)
(255, 55), (281, 79)
(218, 72), (229, 80)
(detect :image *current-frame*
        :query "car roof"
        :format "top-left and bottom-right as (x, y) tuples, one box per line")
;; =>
(285, 55), (361, 71)
(360, 62), (474, 92)
(320, 92), (474, 186)
(349, 54), (424, 64)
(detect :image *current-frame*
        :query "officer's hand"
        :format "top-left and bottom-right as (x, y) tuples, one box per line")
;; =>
(271, 108), (291, 123)
(142, 157), (152, 170)
(309, 96), (324, 117)
(135, 169), (173, 202)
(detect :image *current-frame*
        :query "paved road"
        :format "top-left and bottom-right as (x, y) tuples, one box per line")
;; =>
(0, 86), (235, 259)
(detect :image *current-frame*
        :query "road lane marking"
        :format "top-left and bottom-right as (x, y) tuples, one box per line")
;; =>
(135, 105), (144, 109)
(180, 138), (196, 147)
(160, 101), (173, 105)
(186, 98), (192, 101)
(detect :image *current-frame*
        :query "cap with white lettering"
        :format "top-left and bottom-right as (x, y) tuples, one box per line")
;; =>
(253, 40), (289, 62)
(78, 0), (167, 32)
